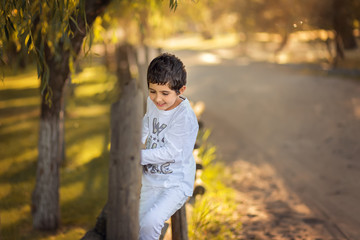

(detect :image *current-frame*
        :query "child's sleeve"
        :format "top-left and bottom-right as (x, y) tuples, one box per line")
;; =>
(141, 97), (150, 145)
(141, 112), (198, 165)
(141, 113), (149, 145)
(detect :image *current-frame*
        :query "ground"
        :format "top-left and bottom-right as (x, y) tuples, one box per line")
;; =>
(231, 160), (336, 240)
(168, 42), (360, 239)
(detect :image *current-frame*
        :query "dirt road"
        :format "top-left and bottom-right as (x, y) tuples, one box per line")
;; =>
(174, 49), (360, 239)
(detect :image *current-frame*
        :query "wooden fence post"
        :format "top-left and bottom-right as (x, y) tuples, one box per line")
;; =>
(106, 44), (143, 240)
(166, 101), (206, 240)
(171, 205), (189, 240)
(80, 44), (142, 240)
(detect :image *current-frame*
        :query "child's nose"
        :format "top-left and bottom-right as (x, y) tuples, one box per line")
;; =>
(155, 94), (162, 102)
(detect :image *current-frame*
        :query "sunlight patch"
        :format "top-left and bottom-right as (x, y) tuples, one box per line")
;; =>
(0, 109), (40, 125)
(71, 105), (109, 118)
(351, 98), (360, 119)
(0, 120), (37, 135)
(275, 53), (289, 64)
(0, 183), (11, 199)
(38, 228), (86, 240)
(0, 149), (37, 175)
(2, 205), (30, 227)
(0, 96), (40, 109)
(0, 73), (39, 89)
(75, 82), (115, 98)
(60, 182), (84, 203)
(0, 159), (13, 176)
(72, 67), (107, 83)
(198, 53), (221, 65)
(67, 135), (104, 169)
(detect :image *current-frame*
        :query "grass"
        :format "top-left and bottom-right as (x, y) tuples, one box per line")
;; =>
(187, 129), (241, 239)
(0, 64), (117, 240)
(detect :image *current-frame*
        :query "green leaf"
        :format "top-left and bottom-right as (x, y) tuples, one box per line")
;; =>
(4, 26), (9, 40)
(26, 34), (32, 49)
(67, 29), (74, 38)
(69, 16), (83, 33)
(40, 65), (50, 95)
(169, 0), (178, 11)
(25, 33), (30, 45)
(89, 27), (94, 48)
(7, 17), (15, 31)
(45, 88), (53, 108)
(36, 61), (41, 79)
(40, 79), (47, 95)
(40, 39), (44, 55)
(35, 43), (45, 79)
(45, 86), (53, 108)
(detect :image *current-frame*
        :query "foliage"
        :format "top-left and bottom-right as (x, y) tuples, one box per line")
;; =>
(0, 1), (85, 87)
(0, 0), (179, 86)
(1, 0), (359, 78)
(88, 0), (181, 49)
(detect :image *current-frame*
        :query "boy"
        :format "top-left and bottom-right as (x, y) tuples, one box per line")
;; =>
(139, 53), (199, 239)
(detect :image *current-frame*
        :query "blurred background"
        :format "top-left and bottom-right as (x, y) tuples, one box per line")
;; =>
(1, 0), (359, 239)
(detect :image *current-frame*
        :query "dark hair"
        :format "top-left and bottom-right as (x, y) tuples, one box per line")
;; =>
(147, 53), (187, 94)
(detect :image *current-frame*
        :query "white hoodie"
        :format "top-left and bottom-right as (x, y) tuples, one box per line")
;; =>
(141, 96), (199, 196)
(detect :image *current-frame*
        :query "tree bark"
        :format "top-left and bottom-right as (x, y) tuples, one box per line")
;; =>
(107, 81), (142, 240)
(32, 118), (61, 229)
(274, 32), (288, 56)
(136, 45), (149, 112)
(81, 44), (142, 239)
(333, 0), (357, 50)
(106, 44), (143, 240)
(32, 47), (69, 229)
(31, 0), (111, 230)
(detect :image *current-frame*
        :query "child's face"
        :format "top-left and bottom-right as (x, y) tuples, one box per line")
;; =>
(148, 83), (185, 111)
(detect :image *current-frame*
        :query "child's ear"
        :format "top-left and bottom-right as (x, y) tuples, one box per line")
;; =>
(179, 86), (186, 95)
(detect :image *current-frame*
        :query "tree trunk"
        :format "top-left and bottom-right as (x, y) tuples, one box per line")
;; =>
(333, 31), (344, 67)
(81, 44), (142, 239)
(107, 81), (142, 239)
(106, 44), (143, 240)
(274, 31), (288, 56)
(32, 47), (69, 229)
(32, 118), (61, 229)
(31, 0), (111, 230)
(333, 0), (357, 50)
(137, 45), (149, 111)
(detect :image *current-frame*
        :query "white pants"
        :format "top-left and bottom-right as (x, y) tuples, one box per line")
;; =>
(139, 186), (188, 240)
